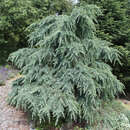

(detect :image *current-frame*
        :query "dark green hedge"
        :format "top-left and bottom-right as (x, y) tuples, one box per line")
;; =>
(0, 0), (72, 64)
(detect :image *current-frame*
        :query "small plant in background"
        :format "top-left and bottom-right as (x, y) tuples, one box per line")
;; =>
(0, 65), (18, 85)
(0, 79), (5, 86)
(7, 72), (16, 80)
(0, 66), (8, 85)
(5, 64), (10, 69)
(74, 126), (87, 130)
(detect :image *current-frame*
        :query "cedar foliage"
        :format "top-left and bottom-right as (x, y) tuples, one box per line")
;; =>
(80, 0), (130, 93)
(8, 5), (126, 128)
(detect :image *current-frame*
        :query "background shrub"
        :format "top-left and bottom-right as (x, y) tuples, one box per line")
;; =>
(0, 0), (72, 64)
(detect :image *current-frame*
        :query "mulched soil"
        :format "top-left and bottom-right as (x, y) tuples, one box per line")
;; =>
(0, 77), (30, 130)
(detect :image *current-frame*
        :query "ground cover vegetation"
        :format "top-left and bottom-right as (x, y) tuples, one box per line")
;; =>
(7, 4), (130, 129)
(0, 0), (72, 64)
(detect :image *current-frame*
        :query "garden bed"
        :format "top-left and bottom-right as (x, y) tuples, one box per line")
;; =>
(0, 65), (18, 86)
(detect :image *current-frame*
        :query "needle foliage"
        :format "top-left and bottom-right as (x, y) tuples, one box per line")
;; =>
(79, 0), (130, 93)
(8, 5), (125, 128)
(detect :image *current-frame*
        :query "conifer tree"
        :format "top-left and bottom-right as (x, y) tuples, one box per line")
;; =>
(80, 0), (130, 92)
(8, 5), (127, 129)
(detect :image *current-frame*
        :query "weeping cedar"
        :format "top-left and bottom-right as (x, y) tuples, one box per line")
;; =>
(8, 5), (125, 128)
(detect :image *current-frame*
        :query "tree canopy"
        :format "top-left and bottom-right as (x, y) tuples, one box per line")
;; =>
(0, 0), (72, 64)
(79, 0), (130, 93)
(8, 5), (128, 129)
